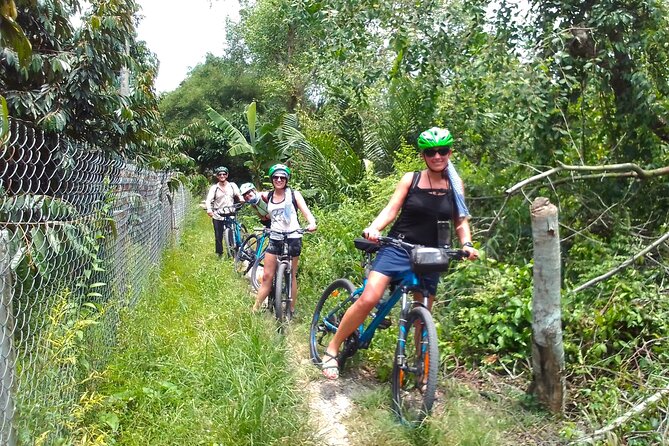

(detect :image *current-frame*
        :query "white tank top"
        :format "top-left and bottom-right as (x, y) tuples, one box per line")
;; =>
(267, 189), (301, 240)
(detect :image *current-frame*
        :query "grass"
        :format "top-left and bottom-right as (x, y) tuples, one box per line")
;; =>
(67, 208), (317, 445)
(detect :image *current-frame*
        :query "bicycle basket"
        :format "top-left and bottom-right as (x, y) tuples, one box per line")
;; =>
(410, 247), (450, 273)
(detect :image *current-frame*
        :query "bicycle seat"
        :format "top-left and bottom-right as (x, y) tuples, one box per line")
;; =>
(354, 237), (379, 254)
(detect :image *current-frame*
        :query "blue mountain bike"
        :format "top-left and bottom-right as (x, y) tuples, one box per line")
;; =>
(234, 226), (270, 277)
(309, 236), (467, 425)
(217, 203), (246, 259)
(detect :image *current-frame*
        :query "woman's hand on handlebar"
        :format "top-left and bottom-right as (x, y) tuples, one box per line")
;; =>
(362, 226), (381, 242)
(306, 222), (317, 233)
(463, 245), (479, 261)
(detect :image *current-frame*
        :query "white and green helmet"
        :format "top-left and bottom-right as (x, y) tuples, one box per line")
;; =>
(239, 182), (255, 195)
(417, 127), (454, 150)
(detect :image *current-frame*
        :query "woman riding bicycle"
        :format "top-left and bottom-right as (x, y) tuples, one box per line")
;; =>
(252, 164), (317, 313)
(321, 127), (479, 379)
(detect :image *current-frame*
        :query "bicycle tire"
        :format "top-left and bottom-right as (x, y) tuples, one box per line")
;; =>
(234, 234), (258, 275)
(250, 252), (265, 291)
(309, 278), (356, 367)
(222, 228), (235, 258)
(273, 262), (291, 322)
(391, 306), (439, 426)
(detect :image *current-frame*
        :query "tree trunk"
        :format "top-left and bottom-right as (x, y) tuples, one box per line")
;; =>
(527, 197), (565, 414)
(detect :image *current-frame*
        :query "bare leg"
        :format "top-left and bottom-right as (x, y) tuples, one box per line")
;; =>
(252, 253), (278, 311)
(322, 271), (391, 378)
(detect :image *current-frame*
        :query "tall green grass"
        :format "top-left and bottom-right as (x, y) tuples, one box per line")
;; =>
(68, 209), (316, 445)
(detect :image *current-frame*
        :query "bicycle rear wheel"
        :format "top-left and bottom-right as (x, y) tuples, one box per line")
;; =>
(309, 278), (356, 367)
(234, 234), (258, 275)
(391, 306), (439, 426)
(250, 252), (265, 291)
(273, 262), (292, 322)
(222, 227), (235, 258)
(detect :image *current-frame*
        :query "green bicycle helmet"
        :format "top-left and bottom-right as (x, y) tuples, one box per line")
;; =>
(214, 166), (229, 175)
(268, 163), (291, 178)
(417, 127), (454, 150)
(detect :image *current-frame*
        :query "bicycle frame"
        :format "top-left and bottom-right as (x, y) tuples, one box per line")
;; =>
(323, 269), (428, 352)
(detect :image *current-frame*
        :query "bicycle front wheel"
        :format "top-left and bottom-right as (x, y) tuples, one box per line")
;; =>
(250, 252), (265, 291)
(234, 234), (258, 275)
(391, 306), (439, 426)
(273, 262), (291, 322)
(309, 278), (356, 367)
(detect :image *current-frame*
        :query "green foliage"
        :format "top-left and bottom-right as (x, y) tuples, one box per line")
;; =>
(185, 173), (209, 197)
(207, 102), (289, 185)
(0, 193), (104, 291)
(436, 260), (534, 369)
(16, 291), (104, 445)
(1, 0), (161, 154)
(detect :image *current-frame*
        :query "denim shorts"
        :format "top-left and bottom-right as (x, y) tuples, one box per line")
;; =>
(267, 237), (302, 257)
(371, 245), (440, 295)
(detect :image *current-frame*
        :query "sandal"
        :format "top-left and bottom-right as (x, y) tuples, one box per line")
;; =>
(321, 351), (339, 380)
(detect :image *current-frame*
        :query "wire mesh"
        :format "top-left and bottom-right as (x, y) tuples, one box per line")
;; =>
(0, 118), (189, 444)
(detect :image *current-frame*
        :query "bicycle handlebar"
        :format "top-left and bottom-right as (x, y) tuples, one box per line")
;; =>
(264, 227), (308, 236)
(216, 202), (244, 216)
(372, 235), (469, 261)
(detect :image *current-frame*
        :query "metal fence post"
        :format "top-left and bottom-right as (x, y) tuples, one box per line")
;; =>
(0, 230), (17, 446)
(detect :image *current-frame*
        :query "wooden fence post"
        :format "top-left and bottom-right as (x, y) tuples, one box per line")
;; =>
(528, 197), (565, 414)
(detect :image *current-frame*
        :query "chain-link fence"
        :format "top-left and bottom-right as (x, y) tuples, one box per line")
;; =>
(0, 118), (189, 444)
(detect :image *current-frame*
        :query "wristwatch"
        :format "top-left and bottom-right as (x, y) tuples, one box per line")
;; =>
(462, 241), (474, 248)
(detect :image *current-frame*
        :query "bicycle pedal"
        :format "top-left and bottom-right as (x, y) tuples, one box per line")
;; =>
(378, 317), (392, 329)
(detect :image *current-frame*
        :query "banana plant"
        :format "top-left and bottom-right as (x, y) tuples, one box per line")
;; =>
(206, 101), (288, 185)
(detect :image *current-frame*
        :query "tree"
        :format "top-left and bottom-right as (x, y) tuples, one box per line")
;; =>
(0, 0), (161, 156)
(207, 101), (288, 185)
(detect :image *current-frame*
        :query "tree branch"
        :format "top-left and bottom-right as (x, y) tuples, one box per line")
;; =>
(571, 230), (669, 293)
(505, 162), (669, 195)
(570, 387), (669, 444)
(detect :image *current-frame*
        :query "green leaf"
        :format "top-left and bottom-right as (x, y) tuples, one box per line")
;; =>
(0, 95), (9, 143)
(0, 15), (32, 66)
(246, 101), (257, 147)
(99, 412), (120, 432)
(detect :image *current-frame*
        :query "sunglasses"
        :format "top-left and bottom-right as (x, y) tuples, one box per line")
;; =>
(272, 176), (287, 181)
(423, 147), (451, 157)
(217, 172), (228, 176)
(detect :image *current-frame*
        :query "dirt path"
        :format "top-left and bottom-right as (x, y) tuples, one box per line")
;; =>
(290, 339), (377, 446)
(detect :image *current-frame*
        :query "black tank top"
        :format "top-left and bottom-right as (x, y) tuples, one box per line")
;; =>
(388, 172), (455, 247)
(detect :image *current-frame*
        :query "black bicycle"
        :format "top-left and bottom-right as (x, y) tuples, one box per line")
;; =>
(265, 228), (306, 323)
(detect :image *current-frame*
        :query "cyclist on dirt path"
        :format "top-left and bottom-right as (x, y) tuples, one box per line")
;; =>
(251, 163), (317, 313)
(320, 127), (479, 380)
(239, 182), (271, 228)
